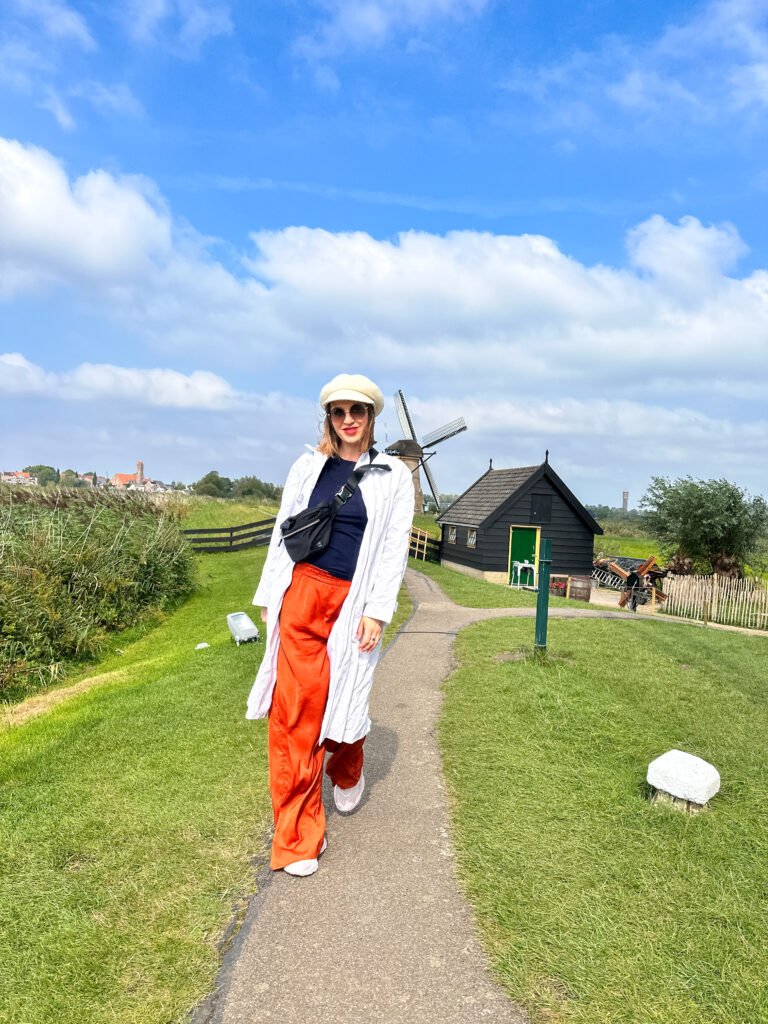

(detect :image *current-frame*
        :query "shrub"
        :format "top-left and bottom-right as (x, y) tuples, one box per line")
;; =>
(0, 487), (196, 701)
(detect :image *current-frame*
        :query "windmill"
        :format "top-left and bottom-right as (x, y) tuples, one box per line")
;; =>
(387, 389), (467, 512)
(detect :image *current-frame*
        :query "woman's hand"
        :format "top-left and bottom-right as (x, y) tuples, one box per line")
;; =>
(356, 615), (384, 652)
(259, 607), (268, 623)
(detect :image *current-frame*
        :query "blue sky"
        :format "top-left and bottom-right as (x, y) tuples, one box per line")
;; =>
(1, 0), (767, 504)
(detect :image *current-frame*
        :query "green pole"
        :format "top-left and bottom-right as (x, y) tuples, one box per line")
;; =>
(534, 538), (552, 658)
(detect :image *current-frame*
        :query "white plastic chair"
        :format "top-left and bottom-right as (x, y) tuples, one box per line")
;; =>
(518, 561), (536, 588)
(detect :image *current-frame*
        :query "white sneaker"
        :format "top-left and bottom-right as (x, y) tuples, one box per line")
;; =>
(283, 836), (327, 877)
(334, 773), (365, 814)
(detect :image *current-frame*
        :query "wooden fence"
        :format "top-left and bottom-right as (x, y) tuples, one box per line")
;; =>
(662, 574), (768, 630)
(409, 526), (441, 563)
(181, 517), (276, 554)
(183, 518), (441, 562)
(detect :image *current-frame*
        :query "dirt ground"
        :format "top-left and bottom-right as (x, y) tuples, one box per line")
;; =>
(588, 586), (656, 615)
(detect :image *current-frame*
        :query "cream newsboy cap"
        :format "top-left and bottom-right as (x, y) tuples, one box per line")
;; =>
(319, 374), (385, 417)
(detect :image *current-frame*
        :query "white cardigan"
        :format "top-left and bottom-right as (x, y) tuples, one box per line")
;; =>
(246, 447), (414, 744)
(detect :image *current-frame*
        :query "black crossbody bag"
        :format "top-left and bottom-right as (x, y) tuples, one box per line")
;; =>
(279, 450), (391, 563)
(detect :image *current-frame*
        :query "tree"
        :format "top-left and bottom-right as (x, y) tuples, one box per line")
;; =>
(232, 475), (282, 501)
(641, 476), (768, 576)
(23, 464), (58, 486)
(193, 471), (233, 498)
(60, 468), (86, 488)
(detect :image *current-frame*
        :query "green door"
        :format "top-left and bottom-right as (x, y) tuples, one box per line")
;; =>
(508, 526), (539, 585)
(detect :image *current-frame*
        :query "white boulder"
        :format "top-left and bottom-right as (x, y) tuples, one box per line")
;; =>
(647, 749), (720, 805)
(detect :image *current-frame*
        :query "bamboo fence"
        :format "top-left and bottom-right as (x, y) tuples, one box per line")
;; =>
(661, 574), (768, 630)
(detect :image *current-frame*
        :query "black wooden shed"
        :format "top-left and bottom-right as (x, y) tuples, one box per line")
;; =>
(436, 459), (603, 585)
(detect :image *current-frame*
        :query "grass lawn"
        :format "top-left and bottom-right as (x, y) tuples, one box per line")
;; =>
(180, 497), (278, 530)
(0, 548), (273, 1024)
(412, 512), (441, 538)
(1, 546), (412, 1024)
(594, 534), (659, 561)
(440, 615), (768, 1024)
(408, 557), (585, 609)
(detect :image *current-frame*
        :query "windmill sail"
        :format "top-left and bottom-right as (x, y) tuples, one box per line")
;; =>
(422, 459), (442, 510)
(422, 417), (467, 448)
(390, 387), (467, 514)
(394, 389), (418, 441)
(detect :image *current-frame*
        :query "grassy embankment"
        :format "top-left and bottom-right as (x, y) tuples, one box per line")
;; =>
(0, 487), (196, 703)
(439, 610), (768, 1024)
(1, 497), (411, 1024)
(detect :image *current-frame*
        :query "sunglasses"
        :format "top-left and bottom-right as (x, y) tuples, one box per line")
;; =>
(329, 404), (370, 421)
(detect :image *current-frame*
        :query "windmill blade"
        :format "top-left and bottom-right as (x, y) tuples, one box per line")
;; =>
(422, 416), (467, 448)
(422, 459), (442, 510)
(394, 389), (418, 442)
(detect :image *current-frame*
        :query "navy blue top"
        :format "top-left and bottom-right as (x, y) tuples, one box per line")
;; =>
(305, 457), (368, 581)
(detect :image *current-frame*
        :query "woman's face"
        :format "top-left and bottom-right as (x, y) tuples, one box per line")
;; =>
(328, 400), (371, 452)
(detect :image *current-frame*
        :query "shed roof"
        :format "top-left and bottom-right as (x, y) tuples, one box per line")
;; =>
(437, 461), (602, 535)
(437, 466), (539, 527)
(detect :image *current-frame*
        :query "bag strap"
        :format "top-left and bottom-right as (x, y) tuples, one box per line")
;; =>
(332, 447), (391, 511)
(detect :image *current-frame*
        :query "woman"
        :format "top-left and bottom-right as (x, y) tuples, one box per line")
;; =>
(247, 374), (414, 877)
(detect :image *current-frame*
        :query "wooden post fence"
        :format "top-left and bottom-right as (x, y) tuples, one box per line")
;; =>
(662, 574), (768, 630)
(183, 518), (444, 563)
(180, 517), (276, 554)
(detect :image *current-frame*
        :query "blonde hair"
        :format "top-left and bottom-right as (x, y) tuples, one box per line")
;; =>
(317, 404), (376, 457)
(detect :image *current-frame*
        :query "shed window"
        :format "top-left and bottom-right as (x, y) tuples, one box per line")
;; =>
(531, 494), (552, 524)
(467, 529), (477, 548)
(448, 526), (457, 544)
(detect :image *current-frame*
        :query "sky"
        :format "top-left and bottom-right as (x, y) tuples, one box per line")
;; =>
(1, 0), (767, 506)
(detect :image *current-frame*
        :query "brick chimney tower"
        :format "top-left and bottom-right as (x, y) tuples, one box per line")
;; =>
(136, 460), (145, 485)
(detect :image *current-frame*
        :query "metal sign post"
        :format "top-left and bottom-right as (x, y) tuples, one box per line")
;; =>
(534, 538), (552, 658)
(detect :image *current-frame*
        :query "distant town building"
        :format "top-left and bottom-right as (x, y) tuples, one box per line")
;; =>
(111, 460), (146, 490)
(1, 470), (38, 486)
(110, 460), (171, 493)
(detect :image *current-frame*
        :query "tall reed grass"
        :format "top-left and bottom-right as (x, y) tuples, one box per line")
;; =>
(0, 486), (196, 702)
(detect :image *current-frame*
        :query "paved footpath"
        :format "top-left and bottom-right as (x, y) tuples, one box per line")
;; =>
(196, 571), (631, 1024)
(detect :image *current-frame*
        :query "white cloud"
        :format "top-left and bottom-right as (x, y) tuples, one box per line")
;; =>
(0, 353), (239, 410)
(296, 0), (489, 60)
(11, 0), (95, 50)
(730, 60), (768, 107)
(39, 88), (75, 129)
(500, 0), (768, 135)
(0, 352), (54, 393)
(607, 69), (702, 114)
(1, 136), (768, 497)
(2, 136), (768, 397)
(0, 39), (51, 91)
(70, 80), (144, 118)
(626, 214), (748, 297)
(0, 138), (171, 292)
(407, 393), (768, 448)
(122, 0), (232, 55)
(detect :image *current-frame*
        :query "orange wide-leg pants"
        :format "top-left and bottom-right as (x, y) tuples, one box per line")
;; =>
(268, 562), (366, 870)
